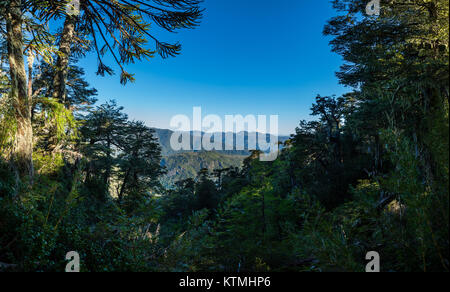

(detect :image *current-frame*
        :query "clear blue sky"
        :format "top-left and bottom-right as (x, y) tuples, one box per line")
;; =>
(77, 0), (348, 135)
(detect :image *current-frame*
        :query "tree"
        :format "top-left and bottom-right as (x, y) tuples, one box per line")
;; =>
(32, 60), (98, 112)
(116, 120), (164, 205)
(28, 57), (97, 158)
(1, 0), (61, 182)
(81, 100), (128, 198)
(311, 95), (345, 164)
(0, 0), (203, 183)
(324, 0), (449, 180)
(323, 0), (449, 270)
(194, 168), (218, 211)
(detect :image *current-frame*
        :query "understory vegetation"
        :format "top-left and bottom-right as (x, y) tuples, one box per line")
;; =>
(0, 0), (448, 272)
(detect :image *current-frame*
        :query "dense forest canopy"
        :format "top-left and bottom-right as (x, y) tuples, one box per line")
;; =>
(0, 0), (448, 272)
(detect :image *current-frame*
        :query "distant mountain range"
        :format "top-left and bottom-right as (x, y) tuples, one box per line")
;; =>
(152, 128), (290, 186)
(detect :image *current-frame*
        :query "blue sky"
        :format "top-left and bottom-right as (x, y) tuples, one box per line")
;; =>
(77, 0), (349, 135)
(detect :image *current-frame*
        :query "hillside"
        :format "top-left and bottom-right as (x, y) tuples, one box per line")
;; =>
(160, 151), (246, 186)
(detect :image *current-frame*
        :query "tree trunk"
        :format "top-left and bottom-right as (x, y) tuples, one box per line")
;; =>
(52, 15), (76, 106)
(6, 0), (34, 182)
(261, 193), (266, 236)
(103, 136), (112, 189)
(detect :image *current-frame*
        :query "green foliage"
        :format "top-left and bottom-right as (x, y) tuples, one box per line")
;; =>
(0, 0), (448, 273)
(161, 151), (246, 187)
(161, 209), (216, 272)
(154, 0), (449, 272)
(33, 97), (79, 151)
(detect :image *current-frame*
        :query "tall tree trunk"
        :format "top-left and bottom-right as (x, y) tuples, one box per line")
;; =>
(6, 0), (34, 182)
(118, 168), (132, 203)
(103, 136), (112, 189)
(261, 193), (266, 236)
(52, 15), (76, 106)
(27, 51), (34, 99)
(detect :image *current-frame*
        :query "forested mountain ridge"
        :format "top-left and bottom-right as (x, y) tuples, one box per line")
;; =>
(153, 129), (288, 186)
(0, 0), (448, 273)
